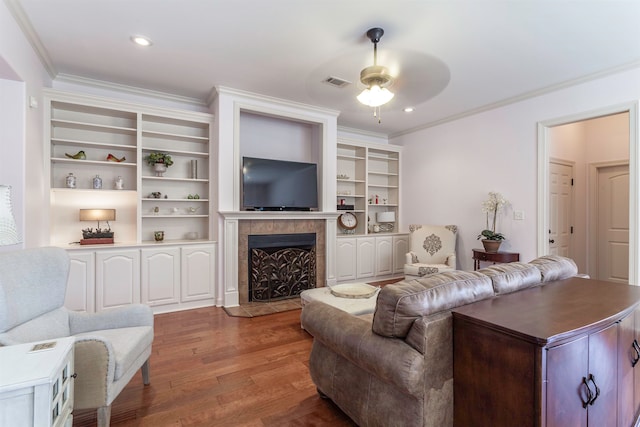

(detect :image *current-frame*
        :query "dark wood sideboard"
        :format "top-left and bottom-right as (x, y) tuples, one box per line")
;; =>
(452, 277), (640, 427)
(472, 248), (520, 270)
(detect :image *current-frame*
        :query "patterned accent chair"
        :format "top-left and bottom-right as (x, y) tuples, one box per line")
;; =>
(404, 224), (458, 279)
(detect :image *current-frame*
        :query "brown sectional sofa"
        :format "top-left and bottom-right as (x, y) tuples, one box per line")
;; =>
(300, 255), (579, 427)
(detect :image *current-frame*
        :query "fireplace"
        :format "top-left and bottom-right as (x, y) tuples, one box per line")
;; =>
(248, 233), (316, 302)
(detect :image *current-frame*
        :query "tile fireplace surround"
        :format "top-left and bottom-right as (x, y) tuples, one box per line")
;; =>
(220, 212), (338, 307)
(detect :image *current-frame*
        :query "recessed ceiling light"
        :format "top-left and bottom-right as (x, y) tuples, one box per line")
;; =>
(404, 107), (415, 113)
(131, 35), (153, 47)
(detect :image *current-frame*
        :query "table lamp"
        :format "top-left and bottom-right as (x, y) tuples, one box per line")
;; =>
(79, 208), (116, 244)
(376, 211), (396, 232)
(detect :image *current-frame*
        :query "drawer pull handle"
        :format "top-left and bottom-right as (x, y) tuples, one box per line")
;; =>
(580, 376), (593, 409)
(587, 374), (600, 406)
(632, 339), (640, 367)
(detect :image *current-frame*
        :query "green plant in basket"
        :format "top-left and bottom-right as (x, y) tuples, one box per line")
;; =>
(145, 152), (173, 167)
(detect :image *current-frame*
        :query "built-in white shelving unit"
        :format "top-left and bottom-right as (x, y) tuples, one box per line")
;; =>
(45, 91), (214, 246)
(336, 140), (401, 236)
(45, 90), (217, 315)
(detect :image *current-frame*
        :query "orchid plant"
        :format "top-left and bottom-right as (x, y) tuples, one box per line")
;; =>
(477, 192), (509, 241)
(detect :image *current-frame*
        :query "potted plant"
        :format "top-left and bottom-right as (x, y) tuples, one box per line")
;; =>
(145, 152), (173, 176)
(477, 191), (508, 252)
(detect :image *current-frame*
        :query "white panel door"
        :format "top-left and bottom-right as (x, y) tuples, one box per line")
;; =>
(141, 247), (180, 307)
(336, 238), (357, 282)
(65, 251), (95, 313)
(181, 244), (216, 302)
(356, 237), (375, 279)
(375, 236), (393, 276)
(597, 164), (629, 283)
(549, 161), (573, 257)
(96, 249), (140, 311)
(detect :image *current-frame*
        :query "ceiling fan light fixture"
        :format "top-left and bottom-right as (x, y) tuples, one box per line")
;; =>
(357, 85), (394, 107)
(131, 35), (153, 47)
(357, 28), (395, 121)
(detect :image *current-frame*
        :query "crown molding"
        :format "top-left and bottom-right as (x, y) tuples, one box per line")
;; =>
(391, 59), (640, 139)
(4, 0), (56, 78)
(213, 86), (340, 118)
(54, 73), (207, 108)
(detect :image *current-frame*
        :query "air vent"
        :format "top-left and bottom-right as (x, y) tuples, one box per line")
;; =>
(323, 76), (351, 88)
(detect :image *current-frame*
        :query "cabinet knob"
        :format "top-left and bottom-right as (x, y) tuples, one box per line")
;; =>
(549, 239), (555, 244)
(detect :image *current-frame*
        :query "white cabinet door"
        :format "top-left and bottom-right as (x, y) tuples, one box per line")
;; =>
(141, 247), (181, 307)
(375, 236), (393, 276)
(181, 244), (216, 302)
(65, 251), (95, 312)
(96, 249), (140, 311)
(357, 237), (375, 279)
(336, 238), (357, 281)
(393, 234), (409, 274)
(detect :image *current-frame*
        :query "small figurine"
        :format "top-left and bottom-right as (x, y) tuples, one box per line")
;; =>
(106, 153), (126, 162)
(65, 150), (86, 160)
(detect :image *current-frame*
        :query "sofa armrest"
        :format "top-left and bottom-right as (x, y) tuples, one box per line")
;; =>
(72, 336), (116, 409)
(68, 304), (153, 335)
(302, 301), (424, 395)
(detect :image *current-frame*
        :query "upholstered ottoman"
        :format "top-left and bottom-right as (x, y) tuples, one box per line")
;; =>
(300, 283), (379, 316)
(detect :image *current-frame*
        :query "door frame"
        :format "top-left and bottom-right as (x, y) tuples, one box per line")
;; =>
(537, 101), (639, 284)
(588, 160), (629, 280)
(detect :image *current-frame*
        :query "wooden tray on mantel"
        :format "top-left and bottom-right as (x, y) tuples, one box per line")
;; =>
(330, 283), (379, 299)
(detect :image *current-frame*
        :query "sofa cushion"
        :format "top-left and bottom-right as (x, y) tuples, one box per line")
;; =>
(372, 271), (494, 338)
(0, 247), (69, 332)
(529, 255), (578, 282)
(0, 308), (70, 345)
(478, 262), (542, 295)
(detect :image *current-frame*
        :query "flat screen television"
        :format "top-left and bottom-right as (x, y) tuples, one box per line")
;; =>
(242, 157), (318, 211)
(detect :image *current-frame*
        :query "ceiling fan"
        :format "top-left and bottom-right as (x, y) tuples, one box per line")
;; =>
(357, 27), (395, 123)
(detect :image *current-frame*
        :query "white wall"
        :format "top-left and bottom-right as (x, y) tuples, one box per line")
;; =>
(0, 1), (52, 249)
(392, 67), (640, 271)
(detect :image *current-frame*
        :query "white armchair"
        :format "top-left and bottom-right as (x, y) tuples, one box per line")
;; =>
(0, 247), (154, 427)
(404, 224), (458, 279)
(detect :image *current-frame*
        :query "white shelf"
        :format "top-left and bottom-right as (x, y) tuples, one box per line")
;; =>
(142, 214), (209, 218)
(141, 198), (209, 202)
(141, 129), (208, 143)
(51, 138), (136, 150)
(141, 176), (209, 183)
(142, 146), (209, 158)
(51, 157), (137, 167)
(51, 118), (136, 135)
(47, 93), (214, 245)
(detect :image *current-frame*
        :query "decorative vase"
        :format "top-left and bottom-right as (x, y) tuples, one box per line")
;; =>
(154, 231), (164, 242)
(482, 239), (502, 253)
(153, 162), (167, 177)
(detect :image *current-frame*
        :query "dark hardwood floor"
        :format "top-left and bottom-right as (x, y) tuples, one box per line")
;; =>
(73, 306), (356, 426)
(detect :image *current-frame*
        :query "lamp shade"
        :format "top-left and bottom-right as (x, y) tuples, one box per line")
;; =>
(377, 211), (396, 223)
(0, 185), (21, 245)
(79, 209), (116, 222)
(357, 85), (394, 107)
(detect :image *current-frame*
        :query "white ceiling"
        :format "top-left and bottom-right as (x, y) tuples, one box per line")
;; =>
(9, 0), (640, 136)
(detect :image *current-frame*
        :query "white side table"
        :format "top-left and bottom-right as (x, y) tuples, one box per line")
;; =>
(0, 337), (75, 427)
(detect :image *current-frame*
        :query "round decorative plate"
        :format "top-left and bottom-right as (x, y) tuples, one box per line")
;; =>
(330, 283), (379, 299)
